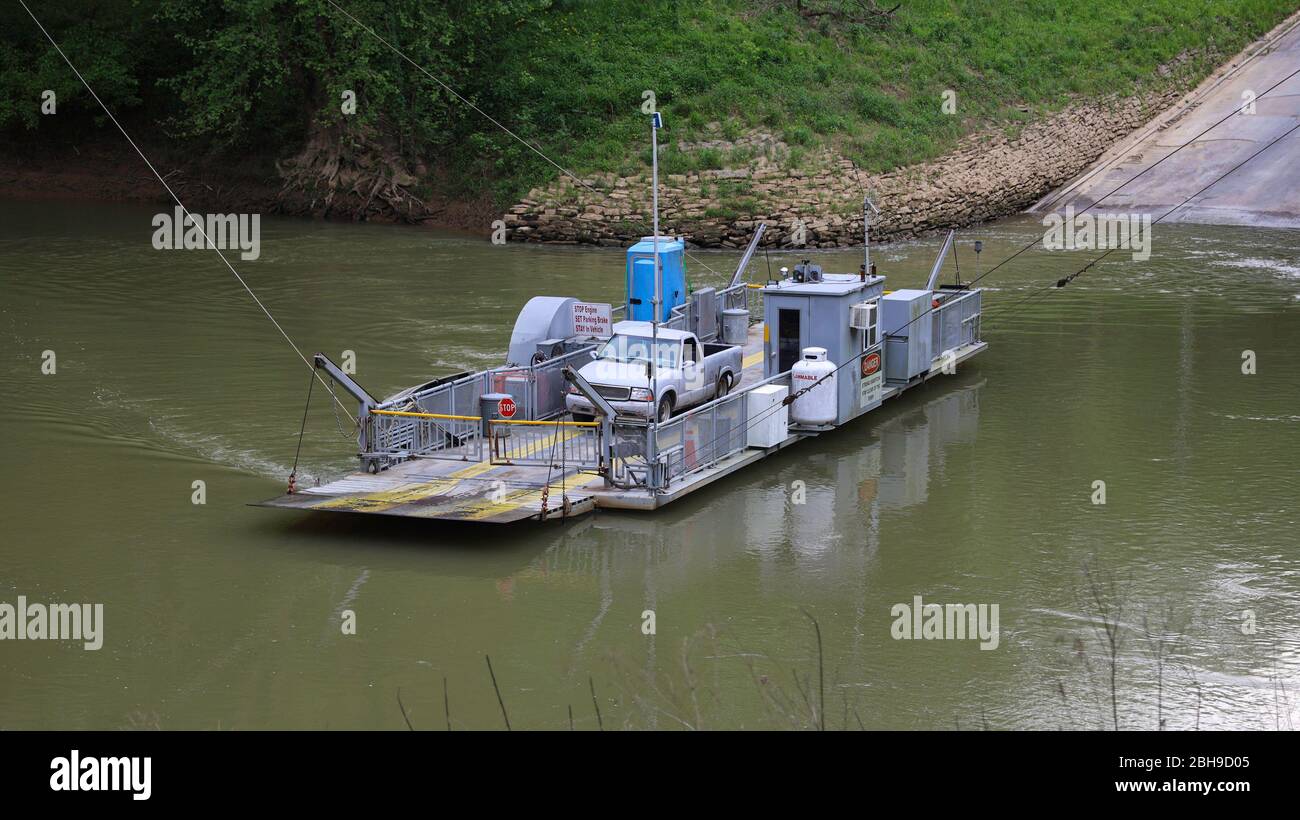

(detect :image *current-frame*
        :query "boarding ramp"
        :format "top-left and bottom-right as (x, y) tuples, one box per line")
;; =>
(256, 455), (601, 523)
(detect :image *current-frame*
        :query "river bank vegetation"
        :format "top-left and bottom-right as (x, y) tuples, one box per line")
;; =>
(2, 0), (1295, 224)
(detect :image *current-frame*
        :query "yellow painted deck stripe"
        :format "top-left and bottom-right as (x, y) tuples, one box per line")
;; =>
(458, 480), (586, 521)
(449, 460), (502, 480)
(315, 478), (458, 512)
(397, 486), (528, 520)
(742, 350), (764, 370)
(458, 487), (539, 521)
(490, 427), (584, 466)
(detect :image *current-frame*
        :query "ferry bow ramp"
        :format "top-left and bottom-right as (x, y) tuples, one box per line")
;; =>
(258, 460), (600, 524)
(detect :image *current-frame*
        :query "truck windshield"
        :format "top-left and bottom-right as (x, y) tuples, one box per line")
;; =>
(596, 335), (680, 367)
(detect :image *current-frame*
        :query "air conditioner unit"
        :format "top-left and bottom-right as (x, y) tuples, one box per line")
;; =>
(849, 301), (877, 331)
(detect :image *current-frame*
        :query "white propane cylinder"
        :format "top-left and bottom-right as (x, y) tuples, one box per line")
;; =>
(790, 347), (837, 425)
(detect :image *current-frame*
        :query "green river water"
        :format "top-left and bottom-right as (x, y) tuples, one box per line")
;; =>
(1, 199), (1296, 729)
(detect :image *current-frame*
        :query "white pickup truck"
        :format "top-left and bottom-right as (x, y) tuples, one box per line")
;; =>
(566, 321), (744, 422)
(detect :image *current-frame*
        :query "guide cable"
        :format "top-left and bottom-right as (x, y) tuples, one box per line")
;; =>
(18, 1), (354, 424)
(684, 111), (1300, 467)
(985, 118), (1300, 327)
(288, 368), (317, 494)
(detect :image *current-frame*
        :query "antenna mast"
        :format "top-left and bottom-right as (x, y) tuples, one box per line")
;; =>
(863, 196), (880, 276)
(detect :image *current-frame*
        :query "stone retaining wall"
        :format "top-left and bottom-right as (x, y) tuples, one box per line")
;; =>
(502, 88), (1184, 248)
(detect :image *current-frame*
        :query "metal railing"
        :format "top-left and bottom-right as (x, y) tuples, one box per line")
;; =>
(487, 419), (603, 468)
(526, 347), (598, 419)
(363, 409), (482, 468)
(652, 371), (791, 486)
(930, 289), (983, 358)
(653, 399), (743, 484)
(385, 346), (596, 420)
(362, 410), (605, 472)
(364, 346), (598, 466)
(399, 370), (488, 420)
(601, 418), (647, 487)
(664, 302), (690, 332)
(661, 281), (766, 339)
(361, 278), (774, 477)
(601, 371), (792, 490)
(718, 280), (765, 325)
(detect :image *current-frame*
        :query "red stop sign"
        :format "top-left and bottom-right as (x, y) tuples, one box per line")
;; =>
(498, 397), (517, 418)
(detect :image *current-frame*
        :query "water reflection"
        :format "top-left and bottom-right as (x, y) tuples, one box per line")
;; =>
(519, 377), (984, 587)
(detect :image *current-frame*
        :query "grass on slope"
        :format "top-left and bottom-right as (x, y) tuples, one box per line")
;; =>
(468, 0), (1295, 201)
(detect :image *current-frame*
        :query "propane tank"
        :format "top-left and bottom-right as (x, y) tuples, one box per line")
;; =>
(790, 347), (837, 425)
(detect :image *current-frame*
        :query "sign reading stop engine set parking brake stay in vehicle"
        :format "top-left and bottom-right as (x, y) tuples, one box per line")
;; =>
(572, 302), (613, 337)
(859, 351), (883, 408)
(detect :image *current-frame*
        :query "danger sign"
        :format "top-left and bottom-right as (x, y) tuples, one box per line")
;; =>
(497, 397), (517, 418)
(859, 351), (883, 409)
(861, 352), (881, 377)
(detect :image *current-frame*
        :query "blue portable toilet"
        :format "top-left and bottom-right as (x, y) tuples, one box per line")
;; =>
(626, 236), (686, 322)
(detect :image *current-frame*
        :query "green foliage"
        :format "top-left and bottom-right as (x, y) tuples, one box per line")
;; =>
(1, 0), (1295, 203)
(151, 0), (549, 153)
(783, 125), (815, 146)
(0, 1), (149, 131)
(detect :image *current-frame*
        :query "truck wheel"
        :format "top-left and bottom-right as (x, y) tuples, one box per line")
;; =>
(716, 372), (733, 398)
(657, 396), (674, 422)
(571, 412), (594, 423)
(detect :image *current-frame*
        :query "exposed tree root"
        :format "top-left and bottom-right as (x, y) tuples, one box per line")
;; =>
(275, 122), (434, 223)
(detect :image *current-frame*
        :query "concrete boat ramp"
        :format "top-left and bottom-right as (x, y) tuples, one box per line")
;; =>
(1032, 11), (1300, 228)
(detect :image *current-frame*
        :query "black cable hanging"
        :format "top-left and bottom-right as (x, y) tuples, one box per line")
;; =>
(540, 414), (563, 520)
(682, 115), (1300, 465)
(288, 367), (316, 494)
